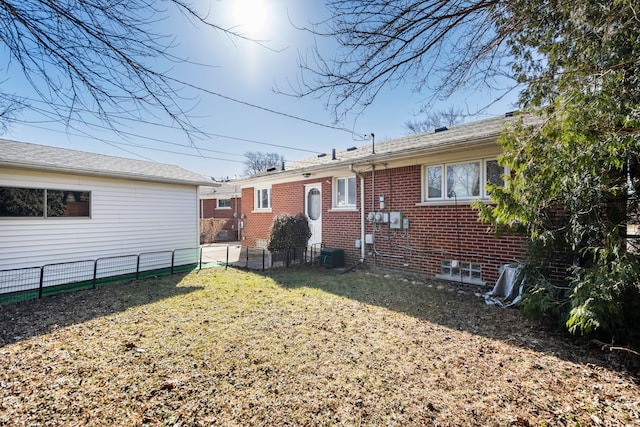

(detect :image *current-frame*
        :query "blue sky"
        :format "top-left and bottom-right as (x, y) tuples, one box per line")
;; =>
(3, 1), (519, 180)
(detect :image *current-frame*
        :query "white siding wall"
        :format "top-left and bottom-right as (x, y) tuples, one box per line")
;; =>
(0, 168), (200, 270)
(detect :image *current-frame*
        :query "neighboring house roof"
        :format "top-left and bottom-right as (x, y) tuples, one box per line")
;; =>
(245, 113), (539, 182)
(200, 182), (242, 199)
(0, 139), (214, 186)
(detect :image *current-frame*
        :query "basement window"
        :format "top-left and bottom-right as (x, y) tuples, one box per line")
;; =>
(256, 238), (268, 249)
(437, 260), (483, 284)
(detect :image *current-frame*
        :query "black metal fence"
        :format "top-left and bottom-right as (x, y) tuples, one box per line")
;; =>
(0, 247), (201, 305)
(202, 244), (323, 271)
(0, 244), (328, 305)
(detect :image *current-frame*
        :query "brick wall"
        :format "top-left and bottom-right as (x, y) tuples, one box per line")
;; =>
(200, 197), (241, 219)
(242, 179), (322, 248)
(322, 174), (361, 265)
(351, 165), (526, 284)
(241, 166), (528, 284)
(200, 197), (241, 241)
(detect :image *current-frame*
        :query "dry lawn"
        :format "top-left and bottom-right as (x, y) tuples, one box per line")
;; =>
(0, 267), (638, 426)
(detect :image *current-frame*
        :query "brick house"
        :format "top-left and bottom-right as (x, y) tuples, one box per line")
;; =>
(199, 182), (242, 242)
(238, 114), (534, 285)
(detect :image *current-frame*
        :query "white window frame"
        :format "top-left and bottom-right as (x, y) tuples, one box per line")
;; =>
(216, 198), (231, 209)
(333, 175), (357, 209)
(254, 187), (271, 211)
(423, 158), (508, 202)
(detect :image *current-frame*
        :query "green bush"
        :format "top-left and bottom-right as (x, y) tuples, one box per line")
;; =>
(268, 213), (311, 253)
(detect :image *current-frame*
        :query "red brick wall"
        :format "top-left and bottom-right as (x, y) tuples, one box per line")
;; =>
(201, 197), (241, 241)
(241, 179), (321, 247)
(241, 187), (276, 247)
(273, 180), (305, 217)
(241, 166), (526, 284)
(200, 197), (241, 219)
(352, 165), (525, 284)
(321, 177), (361, 264)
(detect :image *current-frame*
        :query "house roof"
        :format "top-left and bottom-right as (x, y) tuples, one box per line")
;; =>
(200, 182), (242, 199)
(246, 113), (538, 182)
(0, 139), (214, 186)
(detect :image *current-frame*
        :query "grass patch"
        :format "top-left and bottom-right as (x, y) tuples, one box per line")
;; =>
(0, 267), (638, 426)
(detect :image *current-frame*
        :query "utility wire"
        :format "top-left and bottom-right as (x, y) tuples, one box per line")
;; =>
(15, 97), (330, 156)
(13, 121), (244, 163)
(165, 75), (369, 140)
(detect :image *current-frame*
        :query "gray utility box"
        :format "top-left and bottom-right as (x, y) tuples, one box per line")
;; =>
(320, 248), (345, 268)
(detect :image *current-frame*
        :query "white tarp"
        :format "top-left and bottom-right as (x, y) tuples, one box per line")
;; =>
(485, 264), (524, 307)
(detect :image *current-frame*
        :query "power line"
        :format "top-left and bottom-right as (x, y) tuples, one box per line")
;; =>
(12, 121), (244, 163)
(165, 75), (370, 139)
(16, 97), (330, 156)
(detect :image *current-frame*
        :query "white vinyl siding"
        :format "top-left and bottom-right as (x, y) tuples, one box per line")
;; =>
(0, 168), (200, 270)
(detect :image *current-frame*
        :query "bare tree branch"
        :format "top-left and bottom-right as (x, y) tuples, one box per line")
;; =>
(404, 105), (465, 134)
(244, 151), (285, 176)
(0, 0), (252, 139)
(288, 0), (515, 121)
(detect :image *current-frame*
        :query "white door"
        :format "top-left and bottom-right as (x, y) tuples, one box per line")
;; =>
(305, 184), (322, 248)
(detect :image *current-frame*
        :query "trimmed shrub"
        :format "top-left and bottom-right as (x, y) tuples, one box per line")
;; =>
(268, 213), (311, 253)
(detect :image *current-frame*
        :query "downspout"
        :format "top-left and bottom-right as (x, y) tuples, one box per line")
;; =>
(350, 164), (366, 261)
(371, 164), (375, 214)
(197, 187), (202, 248)
(371, 164), (376, 270)
(234, 188), (239, 240)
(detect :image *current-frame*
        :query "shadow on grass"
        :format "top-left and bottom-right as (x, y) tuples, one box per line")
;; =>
(0, 272), (202, 348)
(263, 266), (638, 374)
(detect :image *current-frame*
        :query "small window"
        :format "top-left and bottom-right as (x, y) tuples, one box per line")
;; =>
(255, 187), (271, 210)
(217, 199), (231, 209)
(307, 188), (321, 220)
(440, 260), (482, 282)
(0, 187), (90, 218)
(334, 176), (356, 208)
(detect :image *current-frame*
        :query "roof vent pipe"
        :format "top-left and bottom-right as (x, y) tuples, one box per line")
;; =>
(371, 133), (375, 154)
(281, 161), (285, 171)
(332, 148), (336, 160)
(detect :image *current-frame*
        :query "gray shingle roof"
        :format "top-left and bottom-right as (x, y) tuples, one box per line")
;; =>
(0, 139), (213, 186)
(200, 182), (241, 198)
(279, 113), (537, 174)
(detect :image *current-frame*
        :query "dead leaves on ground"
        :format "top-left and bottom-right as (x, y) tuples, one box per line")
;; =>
(0, 269), (638, 426)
